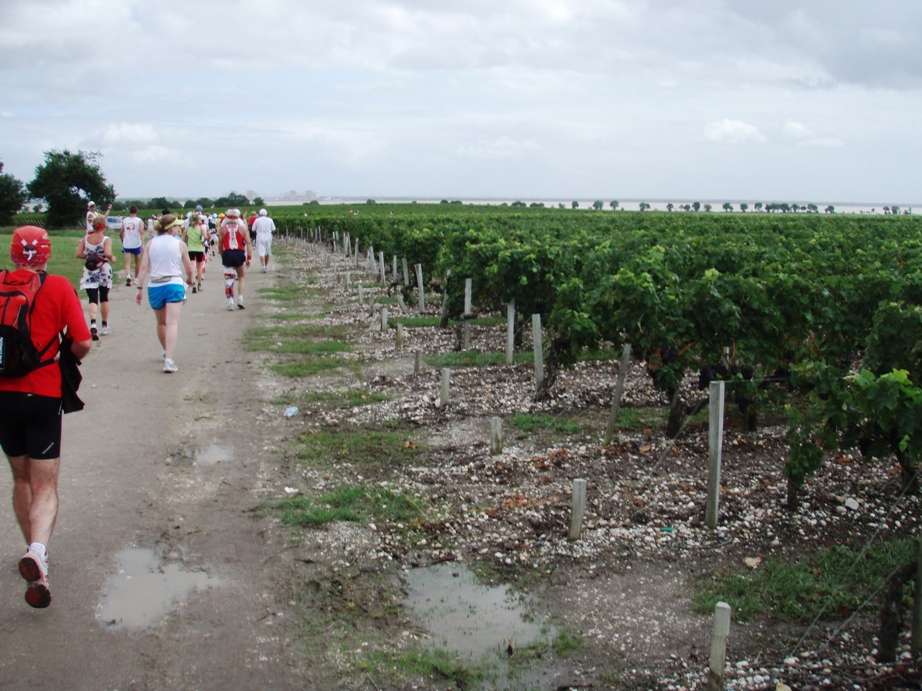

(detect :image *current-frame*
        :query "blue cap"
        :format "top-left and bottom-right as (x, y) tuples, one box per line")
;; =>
(195, 205), (203, 212)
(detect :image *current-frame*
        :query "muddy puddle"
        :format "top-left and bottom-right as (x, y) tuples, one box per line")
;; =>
(97, 547), (217, 631)
(403, 563), (570, 688)
(404, 563), (547, 656)
(194, 443), (233, 466)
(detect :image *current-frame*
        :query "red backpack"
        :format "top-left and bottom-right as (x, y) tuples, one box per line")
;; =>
(0, 270), (57, 378)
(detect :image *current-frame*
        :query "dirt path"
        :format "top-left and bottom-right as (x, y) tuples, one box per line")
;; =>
(0, 258), (307, 689)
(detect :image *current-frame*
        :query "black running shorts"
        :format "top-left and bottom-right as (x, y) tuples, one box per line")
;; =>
(0, 392), (63, 460)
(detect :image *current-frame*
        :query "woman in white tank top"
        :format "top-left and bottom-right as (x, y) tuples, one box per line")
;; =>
(134, 214), (194, 373)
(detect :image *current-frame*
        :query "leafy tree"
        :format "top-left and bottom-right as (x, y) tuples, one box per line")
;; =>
(739, 203), (748, 213)
(704, 203), (712, 212)
(0, 161), (28, 225)
(27, 150), (115, 228)
(511, 200), (526, 207)
(592, 200), (603, 210)
(214, 192), (249, 208)
(638, 202), (651, 211)
(692, 201), (701, 212)
(149, 197), (173, 211)
(722, 202), (733, 212)
(609, 200), (619, 210)
(892, 205), (900, 215)
(824, 205), (835, 214)
(571, 201), (579, 209)
(558, 203), (566, 209)
(666, 203), (674, 212)
(754, 202), (763, 212)
(253, 197), (264, 207)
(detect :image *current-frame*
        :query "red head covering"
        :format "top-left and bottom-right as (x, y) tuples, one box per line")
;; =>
(10, 226), (52, 267)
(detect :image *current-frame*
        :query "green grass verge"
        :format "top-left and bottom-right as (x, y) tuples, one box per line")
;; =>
(270, 357), (350, 377)
(245, 324), (352, 355)
(425, 351), (532, 368)
(270, 485), (425, 527)
(294, 427), (422, 468)
(509, 413), (582, 435)
(693, 538), (919, 621)
(257, 285), (325, 301)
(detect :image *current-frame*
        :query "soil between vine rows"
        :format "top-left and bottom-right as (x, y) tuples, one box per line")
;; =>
(257, 238), (922, 690)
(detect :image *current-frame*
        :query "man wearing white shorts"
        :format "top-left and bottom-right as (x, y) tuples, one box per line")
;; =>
(252, 208), (275, 272)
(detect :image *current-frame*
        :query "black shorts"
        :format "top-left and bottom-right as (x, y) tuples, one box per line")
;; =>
(0, 392), (63, 460)
(188, 251), (205, 264)
(85, 286), (110, 304)
(222, 250), (247, 268)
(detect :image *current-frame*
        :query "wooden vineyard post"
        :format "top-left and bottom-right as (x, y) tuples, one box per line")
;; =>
(354, 239), (360, 266)
(438, 368), (450, 407)
(378, 251), (386, 284)
(603, 344), (632, 446)
(506, 300), (515, 365)
(358, 282), (364, 307)
(568, 478), (588, 541)
(706, 602), (732, 691)
(414, 350), (422, 376)
(463, 278), (472, 349)
(913, 535), (922, 658)
(490, 417), (503, 456)
(415, 264), (425, 312)
(439, 270), (452, 328)
(380, 307), (388, 332)
(705, 381), (726, 529)
(532, 314), (544, 390)
(402, 258), (410, 287)
(392, 255), (398, 282)
(395, 323), (404, 351)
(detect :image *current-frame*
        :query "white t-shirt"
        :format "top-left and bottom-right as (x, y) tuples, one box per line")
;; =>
(148, 234), (185, 286)
(252, 216), (276, 236)
(121, 216), (144, 249)
(86, 210), (97, 233)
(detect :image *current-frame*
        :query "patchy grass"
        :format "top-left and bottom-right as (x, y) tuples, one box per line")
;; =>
(509, 413), (583, 435)
(358, 648), (475, 689)
(267, 312), (327, 321)
(270, 358), (351, 377)
(392, 316), (441, 328)
(693, 538), (919, 621)
(293, 427), (422, 469)
(258, 285), (325, 301)
(270, 486), (426, 527)
(305, 389), (390, 407)
(425, 351), (532, 368)
(245, 324), (352, 355)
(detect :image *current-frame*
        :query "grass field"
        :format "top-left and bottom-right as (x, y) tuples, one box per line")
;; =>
(1, 228), (125, 289)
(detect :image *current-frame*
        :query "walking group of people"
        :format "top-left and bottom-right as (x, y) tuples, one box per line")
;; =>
(0, 204), (275, 609)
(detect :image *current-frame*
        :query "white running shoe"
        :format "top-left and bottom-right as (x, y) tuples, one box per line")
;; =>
(100, 325), (110, 335)
(163, 358), (178, 373)
(227, 298), (236, 311)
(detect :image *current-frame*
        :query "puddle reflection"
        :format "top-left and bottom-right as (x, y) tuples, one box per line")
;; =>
(403, 563), (548, 658)
(98, 547), (217, 630)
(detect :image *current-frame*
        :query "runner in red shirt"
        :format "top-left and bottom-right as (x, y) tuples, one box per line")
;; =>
(0, 227), (93, 608)
(218, 209), (253, 310)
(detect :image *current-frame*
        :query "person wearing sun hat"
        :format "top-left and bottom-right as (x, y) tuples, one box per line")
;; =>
(85, 200), (112, 234)
(218, 208), (253, 310)
(134, 214), (194, 373)
(0, 226), (93, 609)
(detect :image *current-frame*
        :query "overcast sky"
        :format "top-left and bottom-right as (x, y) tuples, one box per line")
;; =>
(1, 0), (919, 205)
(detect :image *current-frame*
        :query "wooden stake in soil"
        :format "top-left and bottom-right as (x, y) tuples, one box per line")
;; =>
(705, 380), (726, 529)
(532, 314), (544, 389)
(380, 306), (388, 332)
(913, 535), (922, 658)
(415, 264), (425, 312)
(603, 343), (633, 446)
(392, 255), (398, 281)
(439, 269), (452, 327)
(463, 278), (472, 316)
(395, 323), (404, 351)
(378, 251), (386, 284)
(506, 299), (515, 365)
(490, 417), (504, 456)
(568, 478), (588, 541)
(438, 368), (450, 407)
(414, 350), (422, 375)
(706, 602), (732, 691)
(358, 282), (364, 306)
(402, 258), (410, 287)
